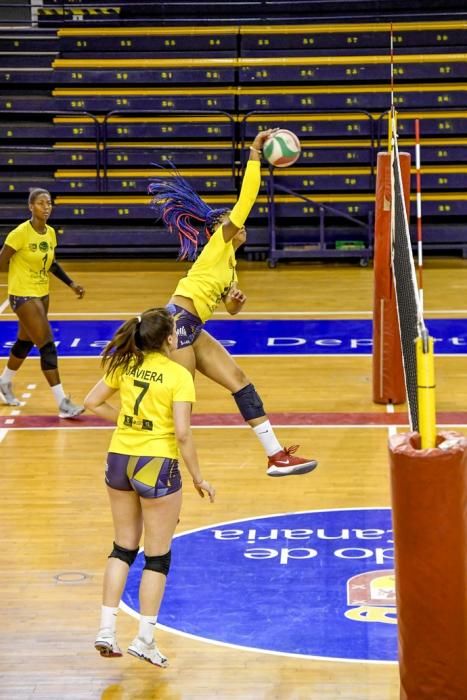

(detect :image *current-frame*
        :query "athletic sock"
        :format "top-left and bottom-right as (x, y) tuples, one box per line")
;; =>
(100, 605), (119, 633)
(51, 383), (66, 406)
(138, 615), (157, 644)
(0, 367), (17, 383)
(253, 420), (283, 457)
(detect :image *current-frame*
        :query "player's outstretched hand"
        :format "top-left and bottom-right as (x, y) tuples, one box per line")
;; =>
(251, 128), (280, 152)
(193, 478), (216, 503)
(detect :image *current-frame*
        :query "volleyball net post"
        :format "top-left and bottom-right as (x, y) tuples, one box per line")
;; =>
(372, 111), (437, 447)
(371, 145), (406, 405)
(384, 111), (467, 698)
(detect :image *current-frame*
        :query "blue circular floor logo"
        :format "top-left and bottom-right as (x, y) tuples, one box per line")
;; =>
(121, 508), (397, 662)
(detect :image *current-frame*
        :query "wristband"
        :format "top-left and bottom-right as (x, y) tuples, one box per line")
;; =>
(49, 261), (73, 287)
(249, 145), (262, 154)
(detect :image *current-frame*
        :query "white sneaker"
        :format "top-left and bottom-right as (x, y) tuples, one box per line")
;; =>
(94, 628), (122, 657)
(127, 637), (168, 667)
(0, 381), (21, 406)
(58, 396), (84, 419)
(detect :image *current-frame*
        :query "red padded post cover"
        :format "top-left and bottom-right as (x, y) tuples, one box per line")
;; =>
(389, 431), (467, 699)
(372, 151), (411, 404)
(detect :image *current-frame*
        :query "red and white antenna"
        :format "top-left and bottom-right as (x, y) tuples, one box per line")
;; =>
(414, 118), (424, 311)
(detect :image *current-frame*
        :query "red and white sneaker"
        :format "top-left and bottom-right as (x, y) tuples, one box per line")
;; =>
(267, 445), (318, 477)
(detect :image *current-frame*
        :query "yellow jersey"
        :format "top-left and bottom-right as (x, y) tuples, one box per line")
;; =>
(5, 220), (57, 296)
(104, 350), (196, 458)
(173, 225), (237, 322)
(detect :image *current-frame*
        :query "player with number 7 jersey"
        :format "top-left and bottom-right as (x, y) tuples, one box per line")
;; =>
(84, 307), (215, 667)
(105, 347), (194, 459)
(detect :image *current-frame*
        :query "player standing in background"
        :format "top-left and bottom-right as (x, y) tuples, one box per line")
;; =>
(84, 307), (215, 667)
(0, 187), (84, 417)
(149, 129), (318, 477)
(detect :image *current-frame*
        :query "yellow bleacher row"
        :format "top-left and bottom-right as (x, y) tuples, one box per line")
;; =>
(56, 20), (467, 36)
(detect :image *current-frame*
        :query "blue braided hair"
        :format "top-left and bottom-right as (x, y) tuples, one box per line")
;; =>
(148, 165), (229, 261)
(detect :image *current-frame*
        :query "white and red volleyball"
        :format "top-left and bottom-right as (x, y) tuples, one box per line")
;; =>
(263, 129), (301, 168)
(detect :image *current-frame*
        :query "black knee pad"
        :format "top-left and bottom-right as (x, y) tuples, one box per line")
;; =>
(144, 550), (171, 577)
(11, 338), (34, 359)
(232, 383), (265, 421)
(39, 341), (58, 371)
(108, 542), (139, 567)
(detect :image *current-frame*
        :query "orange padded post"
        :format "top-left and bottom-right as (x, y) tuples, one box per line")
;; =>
(389, 431), (467, 699)
(372, 151), (411, 404)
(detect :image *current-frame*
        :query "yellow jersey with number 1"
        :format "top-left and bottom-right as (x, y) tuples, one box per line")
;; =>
(5, 220), (57, 296)
(104, 350), (196, 458)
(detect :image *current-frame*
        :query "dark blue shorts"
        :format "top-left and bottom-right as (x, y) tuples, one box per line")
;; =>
(105, 452), (182, 498)
(9, 294), (49, 312)
(166, 303), (203, 349)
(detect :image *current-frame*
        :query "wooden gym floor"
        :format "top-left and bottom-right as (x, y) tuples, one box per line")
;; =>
(1, 257), (467, 700)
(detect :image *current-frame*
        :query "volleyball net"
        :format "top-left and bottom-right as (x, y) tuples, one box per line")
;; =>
(373, 109), (437, 447)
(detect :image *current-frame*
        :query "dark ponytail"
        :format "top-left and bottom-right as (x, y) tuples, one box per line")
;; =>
(102, 307), (174, 376)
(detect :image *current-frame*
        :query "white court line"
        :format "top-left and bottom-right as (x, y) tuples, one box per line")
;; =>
(0, 424), (421, 433)
(386, 403), (397, 438)
(120, 507), (397, 666)
(11, 352), (467, 359)
(0, 310), (373, 317)
(0, 297), (10, 314)
(2, 309), (467, 318)
(0, 428), (8, 442)
(1, 354), (380, 360)
(126, 609), (396, 666)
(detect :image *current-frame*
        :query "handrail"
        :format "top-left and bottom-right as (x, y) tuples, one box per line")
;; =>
(100, 109), (236, 192)
(266, 177), (373, 265)
(240, 108), (376, 182)
(0, 109), (102, 191)
(268, 180), (372, 228)
(241, 108), (376, 263)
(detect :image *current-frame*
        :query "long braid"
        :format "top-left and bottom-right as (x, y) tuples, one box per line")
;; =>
(148, 166), (229, 260)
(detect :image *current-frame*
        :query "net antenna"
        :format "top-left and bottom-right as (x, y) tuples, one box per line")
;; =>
(388, 25), (435, 445)
(414, 118), (424, 311)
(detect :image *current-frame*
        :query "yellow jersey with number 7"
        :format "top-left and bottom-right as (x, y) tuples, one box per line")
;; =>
(104, 350), (196, 458)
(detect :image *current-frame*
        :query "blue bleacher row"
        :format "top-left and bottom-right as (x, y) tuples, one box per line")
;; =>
(3, 111), (467, 138)
(1, 104), (467, 258)
(32, 0), (467, 28)
(1, 87), (466, 112)
(1, 16), (467, 261)
(2, 64), (466, 85)
(2, 25), (467, 54)
(2, 167), (467, 195)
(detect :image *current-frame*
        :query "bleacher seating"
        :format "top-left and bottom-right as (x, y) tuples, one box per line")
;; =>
(1, 6), (467, 261)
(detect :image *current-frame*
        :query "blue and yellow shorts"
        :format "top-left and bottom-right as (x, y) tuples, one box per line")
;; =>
(166, 302), (203, 349)
(9, 294), (49, 312)
(105, 452), (182, 498)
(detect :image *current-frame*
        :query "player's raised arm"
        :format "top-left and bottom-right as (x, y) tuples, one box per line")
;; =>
(222, 128), (279, 243)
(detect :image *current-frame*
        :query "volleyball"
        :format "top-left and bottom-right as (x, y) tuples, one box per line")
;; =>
(263, 129), (301, 168)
